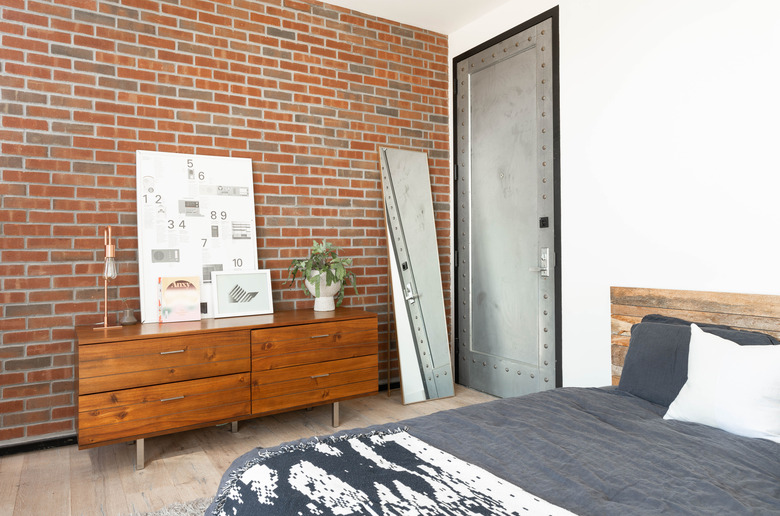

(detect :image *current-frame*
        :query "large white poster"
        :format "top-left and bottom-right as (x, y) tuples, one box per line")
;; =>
(136, 151), (258, 323)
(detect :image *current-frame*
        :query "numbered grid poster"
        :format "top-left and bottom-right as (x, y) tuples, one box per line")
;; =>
(136, 151), (258, 323)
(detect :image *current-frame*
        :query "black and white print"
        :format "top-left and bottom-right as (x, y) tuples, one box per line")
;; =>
(213, 429), (573, 515)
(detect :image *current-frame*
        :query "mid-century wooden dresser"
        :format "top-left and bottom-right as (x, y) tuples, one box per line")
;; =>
(75, 308), (378, 469)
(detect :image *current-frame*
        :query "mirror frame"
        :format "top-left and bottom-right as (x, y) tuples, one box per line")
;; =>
(379, 147), (454, 404)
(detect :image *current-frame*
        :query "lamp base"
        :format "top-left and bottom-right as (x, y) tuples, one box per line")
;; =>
(93, 324), (122, 331)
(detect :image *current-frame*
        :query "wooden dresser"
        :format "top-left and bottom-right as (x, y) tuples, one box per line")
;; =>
(76, 308), (378, 468)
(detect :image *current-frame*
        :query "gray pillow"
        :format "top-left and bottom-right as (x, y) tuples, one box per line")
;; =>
(619, 317), (779, 407)
(641, 314), (779, 345)
(617, 322), (690, 407)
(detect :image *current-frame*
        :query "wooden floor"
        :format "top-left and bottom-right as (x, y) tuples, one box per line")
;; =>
(0, 385), (495, 515)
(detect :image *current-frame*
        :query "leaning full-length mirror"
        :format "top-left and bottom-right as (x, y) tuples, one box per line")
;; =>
(380, 147), (454, 404)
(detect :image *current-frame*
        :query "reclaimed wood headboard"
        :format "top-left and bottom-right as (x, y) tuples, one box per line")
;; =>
(610, 286), (780, 385)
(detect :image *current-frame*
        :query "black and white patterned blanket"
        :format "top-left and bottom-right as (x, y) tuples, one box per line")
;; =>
(212, 428), (572, 515)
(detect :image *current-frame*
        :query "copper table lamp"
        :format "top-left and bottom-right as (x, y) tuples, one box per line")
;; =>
(96, 226), (121, 330)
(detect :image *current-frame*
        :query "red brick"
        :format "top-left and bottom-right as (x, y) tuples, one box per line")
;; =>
(52, 275), (97, 289)
(52, 406), (76, 419)
(53, 354), (74, 368)
(1, 250), (51, 263)
(28, 367), (73, 383)
(2, 329), (52, 345)
(51, 330), (77, 343)
(0, 427), (24, 441)
(0, 374), (25, 388)
(2, 143), (49, 157)
(54, 302), (97, 315)
(51, 379), (75, 394)
(3, 409), (50, 427)
(3, 383), (50, 398)
(0, 209), (26, 223)
(25, 393), (72, 410)
(0, 344), (25, 359)
(26, 341), (73, 356)
(25, 237), (76, 250)
(26, 420), (73, 437)
(25, 158), (71, 172)
(0, 18), (24, 35)
(2, 117), (48, 131)
(29, 290), (75, 303)
(4, 8), (49, 27)
(73, 34), (115, 52)
(52, 226), (96, 238)
(0, 376), (37, 402)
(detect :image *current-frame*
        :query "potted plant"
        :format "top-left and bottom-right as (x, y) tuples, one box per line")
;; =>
(287, 240), (358, 311)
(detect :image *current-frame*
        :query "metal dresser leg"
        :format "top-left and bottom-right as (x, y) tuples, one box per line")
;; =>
(332, 402), (340, 427)
(135, 438), (145, 470)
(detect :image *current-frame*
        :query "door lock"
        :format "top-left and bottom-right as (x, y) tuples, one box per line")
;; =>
(529, 247), (550, 277)
(404, 283), (418, 304)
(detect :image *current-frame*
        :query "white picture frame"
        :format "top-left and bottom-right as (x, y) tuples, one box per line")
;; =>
(136, 150), (258, 322)
(211, 270), (273, 318)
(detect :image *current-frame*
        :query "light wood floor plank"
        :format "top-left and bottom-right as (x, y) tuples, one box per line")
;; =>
(7, 385), (495, 515)
(69, 444), (129, 516)
(14, 447), (71, 515)
(0, 453), (24, 515)
(118, 441), (181, 514)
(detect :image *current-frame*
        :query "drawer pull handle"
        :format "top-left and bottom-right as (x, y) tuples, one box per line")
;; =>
(310, 334), (330, 339)
(160, 396), (184, 402)
(160, 349), (185, 355)
(311, 374), (330, 379)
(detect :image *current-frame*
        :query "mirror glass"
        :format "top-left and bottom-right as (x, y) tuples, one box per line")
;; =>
(380, 147), (454, 404)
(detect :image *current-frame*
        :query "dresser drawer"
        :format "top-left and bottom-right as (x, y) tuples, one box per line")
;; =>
(252, 355), (377, 416)
(251, 342), (377, 372)
(252, 381), (376, 415)
(78, 373), (250, 447)
(78, 330), (250, 395)
(251, 319), (376, 356)
(251, 319), (377, 372)
(252, 355), (377, 397)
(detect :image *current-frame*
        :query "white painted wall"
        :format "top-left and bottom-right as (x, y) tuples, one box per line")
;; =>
(450, 0), (780, 387)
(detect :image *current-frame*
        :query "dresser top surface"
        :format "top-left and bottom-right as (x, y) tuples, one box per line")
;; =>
(76, 308), (377, 345)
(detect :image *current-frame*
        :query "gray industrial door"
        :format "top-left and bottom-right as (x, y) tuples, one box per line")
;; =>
(454, 12), (560, 398)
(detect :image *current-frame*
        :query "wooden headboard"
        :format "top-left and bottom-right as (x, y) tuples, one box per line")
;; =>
(611, 286), (780, 385)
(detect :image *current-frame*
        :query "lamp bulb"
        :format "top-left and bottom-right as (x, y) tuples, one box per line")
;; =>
(103, 257), (117, 280)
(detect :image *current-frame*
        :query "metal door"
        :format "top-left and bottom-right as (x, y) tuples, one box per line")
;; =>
(454, 14), (559, 397)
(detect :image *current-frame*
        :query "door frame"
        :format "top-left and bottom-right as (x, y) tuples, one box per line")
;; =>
(452, 6), (562, 388)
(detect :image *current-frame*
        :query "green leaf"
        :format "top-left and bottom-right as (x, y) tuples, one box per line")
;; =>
(285, 239), (358, 303)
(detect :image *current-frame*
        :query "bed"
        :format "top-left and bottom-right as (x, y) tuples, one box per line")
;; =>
(206, 287), (780, 515)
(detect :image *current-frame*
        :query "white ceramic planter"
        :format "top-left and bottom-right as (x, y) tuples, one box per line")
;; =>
(304, 273), (341, 311)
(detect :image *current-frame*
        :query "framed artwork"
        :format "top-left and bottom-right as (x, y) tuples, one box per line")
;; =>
(136, 150), (258, 322)
(212, 270), (273, 318)
(158, 276), (201, 323)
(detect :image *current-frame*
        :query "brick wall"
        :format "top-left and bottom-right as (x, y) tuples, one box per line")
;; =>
(0, 0), (450, 446)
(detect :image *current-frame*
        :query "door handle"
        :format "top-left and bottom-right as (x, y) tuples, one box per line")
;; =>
(404, 283), (417, 304)
(529, 247), (550, 277)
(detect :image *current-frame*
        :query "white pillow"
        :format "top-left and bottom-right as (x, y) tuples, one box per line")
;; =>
(663, 324), (780, 444)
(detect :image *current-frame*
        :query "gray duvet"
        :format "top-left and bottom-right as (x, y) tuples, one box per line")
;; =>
(208, 387), (780, 515)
